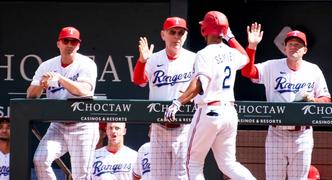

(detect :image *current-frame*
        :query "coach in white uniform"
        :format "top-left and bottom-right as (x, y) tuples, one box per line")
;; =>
(242, 26), (331, 179)
(165, 11), (256, 180)
(132, 17), (196, 180)
(27, 26), (99, 179)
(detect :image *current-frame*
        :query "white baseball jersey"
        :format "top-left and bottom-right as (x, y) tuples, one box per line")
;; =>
(194, 43), (248, 104)
(253, 58), (330, 102)
(91, 146), (138, 180)
(30, 53), (97, 99)
(187, 43), (256, 180)
(0, 152), (9, 180)
(145, 48), (196, 179)
(133, 142), (151, 180)
(253, 58), (330, 180)
(145, 48), (196, 100)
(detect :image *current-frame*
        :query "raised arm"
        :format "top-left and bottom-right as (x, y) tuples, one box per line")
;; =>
(224, 27), (247, 57)
(241, 22), (263, 79)
(133, 37), (154, 86)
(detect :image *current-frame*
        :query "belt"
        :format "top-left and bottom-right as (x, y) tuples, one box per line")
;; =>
(61, 122), (77, 126)
(272, 125), (310, 131)
(160, 123), (181, 129)
(207, 101), (221, 106)
(207, 101), (234, 106)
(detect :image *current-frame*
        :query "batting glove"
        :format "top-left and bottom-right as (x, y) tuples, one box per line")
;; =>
(164, 99), (182, 122)
(223, 27), (235, 42)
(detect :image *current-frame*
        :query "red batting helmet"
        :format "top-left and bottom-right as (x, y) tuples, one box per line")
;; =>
(58, 26), (81, 42)
(308, 165), (320, 180)
(199, 11), (229, 37)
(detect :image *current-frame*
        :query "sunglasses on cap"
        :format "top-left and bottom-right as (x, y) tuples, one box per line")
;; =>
(61, 38), (80, 46)
(167, 29), (186, 36)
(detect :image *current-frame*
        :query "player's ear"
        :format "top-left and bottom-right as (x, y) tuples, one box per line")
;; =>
(303, 46), (308, 54)
(161, 30), (166, 41)
(57, 40), (61, 48)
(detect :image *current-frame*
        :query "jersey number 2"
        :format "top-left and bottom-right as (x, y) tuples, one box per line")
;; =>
(222, 66), (231, 89)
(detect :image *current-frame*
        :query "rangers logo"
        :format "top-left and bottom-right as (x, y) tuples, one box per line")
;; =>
(274, 77), (314, 93)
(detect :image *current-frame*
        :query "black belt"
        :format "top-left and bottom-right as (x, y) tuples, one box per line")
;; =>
(160, 123), (181, 129)
(272, 125), (310, 131)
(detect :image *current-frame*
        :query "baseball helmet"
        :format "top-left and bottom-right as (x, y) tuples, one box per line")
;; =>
(199, 11), (229, 37)
(308, 165), (320, 180)
(58, 26), (81, 42)
(285, 30), (307, 46)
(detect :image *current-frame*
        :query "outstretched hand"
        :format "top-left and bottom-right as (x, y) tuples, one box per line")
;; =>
(247, 22), (264, 49)
(138, 37), (154, 63)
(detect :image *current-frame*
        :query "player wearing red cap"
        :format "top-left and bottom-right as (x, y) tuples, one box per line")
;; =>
(27, 26), (99, 179)
(242, 26), (331, 179)
(132, 17), (196, 179)
(164, 11), (256, 179)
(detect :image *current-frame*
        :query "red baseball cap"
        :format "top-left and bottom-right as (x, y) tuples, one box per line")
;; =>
(163, 17), (188, 30)
(308, 165), (320, 180)
(285, 30), (307, 46)
(58, 26), (81, 41)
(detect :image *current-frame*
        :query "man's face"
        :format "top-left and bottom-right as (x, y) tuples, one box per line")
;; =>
(161, 27), (188, 52)
(57, 38), (80, 56)
(106, 123), (126, 146)
(284, 38), (307, 60)
(0, 122), (10, 141)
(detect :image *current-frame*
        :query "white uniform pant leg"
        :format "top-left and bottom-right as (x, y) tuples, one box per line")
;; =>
(150, 123), (171, 180)
(66, 123), (99, 179)
(33, 123), (68, 180)
(187, 108), (218, 180)
(212, 106), (256, 180)
(170, 125), (189, 180)
(265, 127), (288, 180)
(287, 129), (313, 180)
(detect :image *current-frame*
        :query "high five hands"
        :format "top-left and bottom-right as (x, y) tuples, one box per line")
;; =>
(138, 37), (154, 63)
(247, 22), (264, 50)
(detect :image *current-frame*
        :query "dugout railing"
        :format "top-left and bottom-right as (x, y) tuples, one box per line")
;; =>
(10, 99), (332, 180)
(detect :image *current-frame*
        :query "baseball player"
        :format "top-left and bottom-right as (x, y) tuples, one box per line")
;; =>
(133, 125), (151, 180)
(0, 117), (10, 180)
(91, 122), (137, 180)
(27, 26), (99, 179)
(242, 26), (331, 179)
(132, 17), (196, 179)
(165, 11), (256, 180)
(133, 142), (151, 180)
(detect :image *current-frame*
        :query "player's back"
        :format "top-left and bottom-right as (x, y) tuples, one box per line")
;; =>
(194, 43), (247, 103)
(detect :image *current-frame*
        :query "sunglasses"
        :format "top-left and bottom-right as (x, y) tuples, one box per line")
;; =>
(167, 29), (186, 36)
(61, 38), (80, 46)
